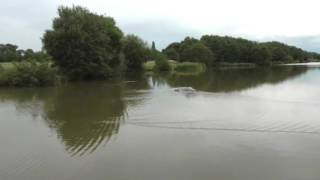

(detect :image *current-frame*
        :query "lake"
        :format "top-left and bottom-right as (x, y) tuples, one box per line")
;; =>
(1, 63), (320, 180)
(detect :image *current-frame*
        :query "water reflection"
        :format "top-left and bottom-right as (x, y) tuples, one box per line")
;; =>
(0, 88), (52, 119)
(43, 83), (126, 156)
(164, 66), (308, 92)
(0, 66), (314, 156)
(0, 75), (151, 156)
(2, 65), (320, 180)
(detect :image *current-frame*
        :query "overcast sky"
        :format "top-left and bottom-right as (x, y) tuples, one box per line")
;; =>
(1, 0), (320, 52)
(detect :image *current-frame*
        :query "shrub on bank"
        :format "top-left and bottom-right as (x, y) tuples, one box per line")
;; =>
(155, 59), (171, 71)
(152, 51), (171, 72)
(0, 61), (61, 87)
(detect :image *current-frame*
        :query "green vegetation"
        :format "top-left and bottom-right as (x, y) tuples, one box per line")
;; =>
(1, 5), (320, 87)
(0, 62), (14, 69)
(174, 37), (215, 66)
(147, 47), (172, 72)
(164, 35), (320, 66)
(43, 6), (124, 80)
(122, 35), (149, 71)
(0, 44), (52, 63)
(174, 62), (206, 73)
(0, 61), (61, 87)
(143, 61), (156, 71)
(155, 59), (171, 72)
(261, 41), (310, 63)
(165, 66), (308, 92)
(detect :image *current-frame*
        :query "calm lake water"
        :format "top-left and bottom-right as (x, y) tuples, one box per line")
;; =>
(1, 63), (320, 180)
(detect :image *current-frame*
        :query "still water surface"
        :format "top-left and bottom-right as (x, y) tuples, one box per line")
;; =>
(1, 64), (320, 180)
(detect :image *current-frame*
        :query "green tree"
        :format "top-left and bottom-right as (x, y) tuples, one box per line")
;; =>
(23, 49), (34, 59)
(42, 6), (123, 80)
(248, 46), (272, 65)
(180, 41), (215, 65)
(0, 44), (21, 62)
(163, 42), (181, 61)
(122, 35), (149, 71)
(151, 41), (156, 51)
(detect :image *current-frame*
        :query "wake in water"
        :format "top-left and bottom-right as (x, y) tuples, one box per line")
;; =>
(128, 121), (320, 135)
(127, 88), (320, 135)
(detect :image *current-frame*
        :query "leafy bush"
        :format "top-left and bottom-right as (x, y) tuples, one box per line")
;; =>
(155, 59), (171, 72)
(151, 51), (171, 72)
(0, 61), (61, 87)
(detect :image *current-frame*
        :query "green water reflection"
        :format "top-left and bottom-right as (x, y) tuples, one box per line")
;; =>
(165, 66), (309, 92)
(0, 66), (313, 156)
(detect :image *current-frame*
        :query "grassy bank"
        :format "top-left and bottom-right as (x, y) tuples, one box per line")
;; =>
(144, 60), (206, 74)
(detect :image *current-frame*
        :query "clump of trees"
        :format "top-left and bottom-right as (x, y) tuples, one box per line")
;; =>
(155, 59), (171, 71)
(179, 38), (215, 66)
(261, 41), (309, 63)
(164, 35), (320, 66)
(122, 35), (149, 71)
(1, 6), (159, 86)
(163, 37), (215, 66)
(0, 44), (21, 62)
(0, 44), (50, 62)
(2, 5), (320, 87)
(42, 6), (159, 80)
(148, 43), (171, 72)
(43, 6), (124, 80)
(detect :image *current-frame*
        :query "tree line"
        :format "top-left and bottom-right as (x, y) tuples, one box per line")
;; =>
(163, 35), (320, 66)
(42, 6), (169, 80)
(1, 5), (320, 86)
(0, 44), (51, 62)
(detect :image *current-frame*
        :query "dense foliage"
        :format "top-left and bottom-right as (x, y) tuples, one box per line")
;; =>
(155, 59), (171, 71)
(164, 35), (320, 66)
(151, 48), (171, 72)
(163, 38), (213, 64)
(43, 6), (123, 80)
(179, 37), (215, 65)
(0, 44), (51, 62)
(261, 41), (309, 63)
(122, 35), (149, 71)
(0, 61), (61, 87)
(2, 5), (320, 88)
